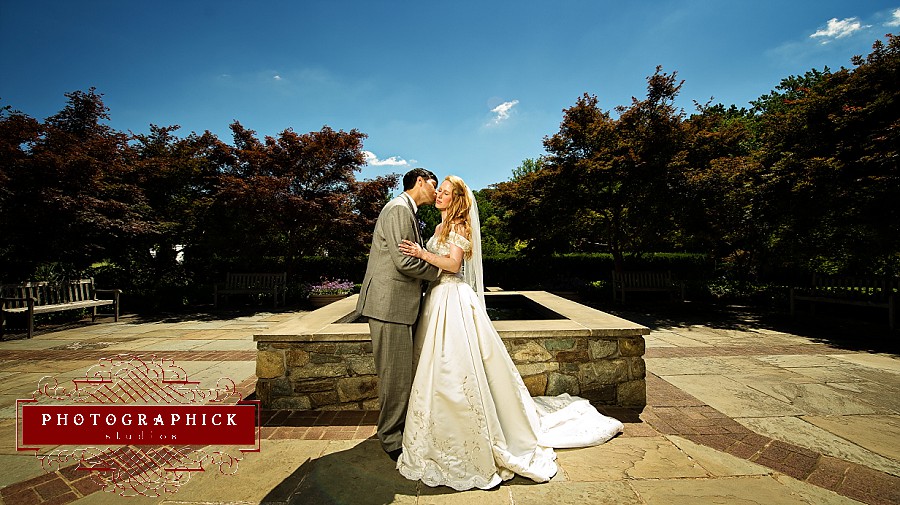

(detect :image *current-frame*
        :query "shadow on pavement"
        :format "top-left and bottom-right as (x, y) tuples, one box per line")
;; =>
(260, 440), (417, 505)
(125, 305), (305, 324)
(0, 305), (307, 341)
(260, 439), (555, 504)
(598, 300), (900, 355)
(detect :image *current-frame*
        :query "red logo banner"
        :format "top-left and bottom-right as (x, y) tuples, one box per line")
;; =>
(21, 404), (257, 446)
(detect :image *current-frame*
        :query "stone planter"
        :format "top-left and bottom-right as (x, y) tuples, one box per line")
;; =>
(308, 294), (350, 308)
(255, 291), (649, 411)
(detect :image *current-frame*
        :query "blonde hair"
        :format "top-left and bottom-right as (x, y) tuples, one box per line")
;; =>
(437, 175), (473, 259)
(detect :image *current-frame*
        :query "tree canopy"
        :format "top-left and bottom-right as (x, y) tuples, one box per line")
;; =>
(489, 34), (899, 278)
(0, 91), (398, 303)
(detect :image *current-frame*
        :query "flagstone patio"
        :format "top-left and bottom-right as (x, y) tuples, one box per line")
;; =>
(0, 302), (897, 505)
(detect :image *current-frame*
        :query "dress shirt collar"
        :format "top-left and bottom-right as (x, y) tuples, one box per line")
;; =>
(403, 191), (418, 214)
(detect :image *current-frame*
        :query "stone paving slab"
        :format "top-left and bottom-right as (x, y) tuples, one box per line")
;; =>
(737, 415), (900, 477)
(645, 355), (777, 376)
(802, 415), (900, 461)
(506, 481), (643, 505)
(170, 439), (332, 504)
(662, 374), (809, 417)
(556, 437), (709, 480)
(832, 354), (900, 373)
(667, 434), (771, 476)
(646, 332), (713, 348)
(771, 473), (866, 505)
(631, 476), (825, 505)
(0, 453), (46, 489)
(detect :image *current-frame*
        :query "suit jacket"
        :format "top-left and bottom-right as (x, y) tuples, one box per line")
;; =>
(357, 194), (441, 325)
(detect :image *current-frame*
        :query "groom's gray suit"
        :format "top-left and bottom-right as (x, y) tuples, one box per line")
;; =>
(357, 193), (440, 453)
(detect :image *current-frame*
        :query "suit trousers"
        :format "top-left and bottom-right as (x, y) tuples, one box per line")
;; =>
(369, 317), (415, 453)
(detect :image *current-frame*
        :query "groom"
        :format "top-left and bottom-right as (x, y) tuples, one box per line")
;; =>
(357, 168), (441, 461)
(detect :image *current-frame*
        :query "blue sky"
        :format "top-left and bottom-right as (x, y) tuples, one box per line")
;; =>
(2, 1), (898, 191)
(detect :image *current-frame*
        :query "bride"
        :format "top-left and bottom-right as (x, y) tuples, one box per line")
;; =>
(396, 175), (623, 491)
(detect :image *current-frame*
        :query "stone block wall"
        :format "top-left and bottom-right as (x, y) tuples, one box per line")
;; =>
(256, 340), (380, 410)
(508, 335), (646, 407)
(255, 334), (645, 410)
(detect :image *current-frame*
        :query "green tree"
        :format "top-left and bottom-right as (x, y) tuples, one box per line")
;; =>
(828, 34), (900, 274)
(748, 33), (900, 275)
(127, 125), (226, 297)
(676, 103), (760, 272)
(2, 89), (152, 279)
(474, 188), (515, 256)
(202, 122), (394, 279)
(0, 104), (42, 279)
(606, 67), (686, 260)
(510, 157), (545, 182)
(495, 67), (687, 270)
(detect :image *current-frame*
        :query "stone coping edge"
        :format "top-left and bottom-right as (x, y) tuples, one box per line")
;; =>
(254, 291), (649, 343)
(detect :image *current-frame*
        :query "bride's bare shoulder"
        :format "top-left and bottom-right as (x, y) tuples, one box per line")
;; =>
(450, 222), (470, 240)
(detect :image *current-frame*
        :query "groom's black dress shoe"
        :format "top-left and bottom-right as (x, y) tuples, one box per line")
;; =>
(387, 448), (402, 461)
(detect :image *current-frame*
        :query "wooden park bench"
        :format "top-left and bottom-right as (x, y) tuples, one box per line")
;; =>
(1, 278), (121, 338)
(612, 270), (685, 303)
(790, 274), (897, 330)
(214, 272), (287, 309)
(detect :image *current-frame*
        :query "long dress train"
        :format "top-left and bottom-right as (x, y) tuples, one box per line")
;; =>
(397, 232), (623, 491)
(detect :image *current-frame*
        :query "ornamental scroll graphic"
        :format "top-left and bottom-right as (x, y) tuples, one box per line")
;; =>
(17, 354), (259, 497)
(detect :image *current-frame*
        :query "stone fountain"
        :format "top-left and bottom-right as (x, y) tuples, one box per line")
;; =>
(254, 291), (649, 410)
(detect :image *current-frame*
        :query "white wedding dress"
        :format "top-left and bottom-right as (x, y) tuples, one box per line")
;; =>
(397, 231), (624, 491)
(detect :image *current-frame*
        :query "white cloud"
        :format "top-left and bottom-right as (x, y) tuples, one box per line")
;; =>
(887, 8), (900, 27)
(488, 100), (519, 125)
(810, 17), (869, 44)
(363, 151), (412, 166)
(273, 75), (282, 81)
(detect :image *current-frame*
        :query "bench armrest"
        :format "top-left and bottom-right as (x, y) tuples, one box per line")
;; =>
(95, 289), (121, 301)
(1, 297), (36, 310)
